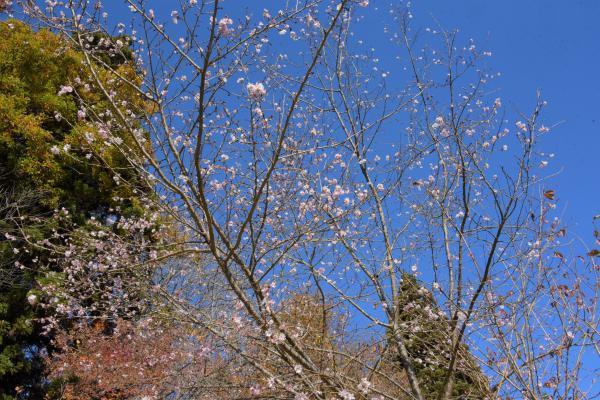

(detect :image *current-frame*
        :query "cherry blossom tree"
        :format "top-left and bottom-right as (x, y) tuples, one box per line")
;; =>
(19, 1), (599, 399)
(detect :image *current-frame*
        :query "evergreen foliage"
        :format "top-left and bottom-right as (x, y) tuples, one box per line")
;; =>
(0, 20), (149, 398)
(391, 274), (490, 399)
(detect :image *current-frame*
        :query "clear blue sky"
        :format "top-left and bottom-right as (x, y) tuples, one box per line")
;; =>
(387, 0), (600, 383)
(408, 0), (600, 238)
(101, 0), (598, 236)
(103, 0), (600, 240)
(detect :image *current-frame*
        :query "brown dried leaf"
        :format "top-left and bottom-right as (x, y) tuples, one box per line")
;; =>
(587, 249), (600, 257)
(544, 190), (555, 200)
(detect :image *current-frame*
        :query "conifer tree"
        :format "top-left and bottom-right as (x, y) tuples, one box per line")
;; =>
(390, 274), (490, 399)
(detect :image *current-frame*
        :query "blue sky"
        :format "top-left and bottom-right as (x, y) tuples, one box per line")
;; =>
(408, 0), (600, 238)
(101, 0), (600, 242)
(371, 0), (600, 385)
(97, 0), (598, 276)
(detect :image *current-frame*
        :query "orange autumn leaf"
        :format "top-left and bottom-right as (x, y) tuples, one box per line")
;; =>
(544, 190), (555, 200)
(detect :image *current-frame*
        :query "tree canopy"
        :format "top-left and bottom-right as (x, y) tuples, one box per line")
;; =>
(0, 20), (151, 399)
